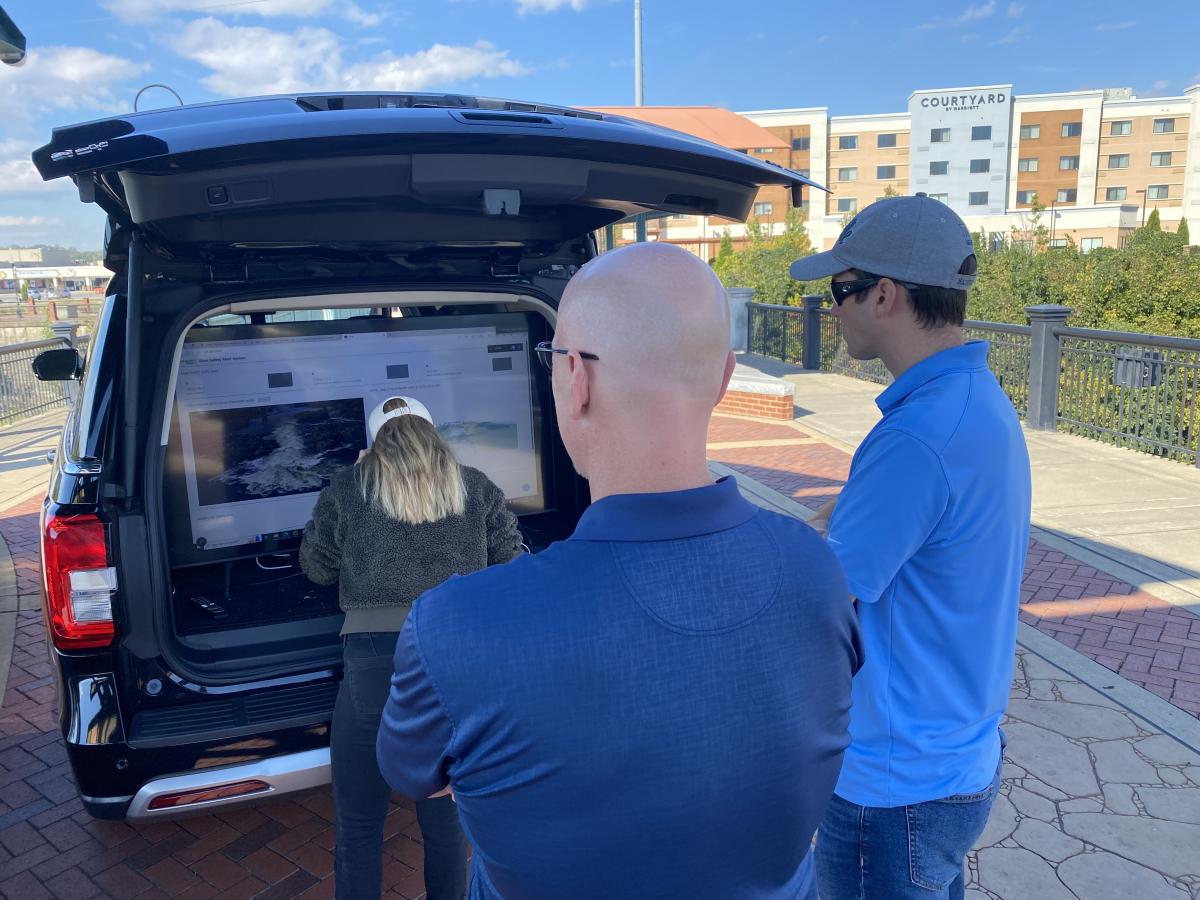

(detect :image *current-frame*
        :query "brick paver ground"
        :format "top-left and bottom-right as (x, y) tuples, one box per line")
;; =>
(2, 410), (1199, 897)
(706, 412), (1200, 719)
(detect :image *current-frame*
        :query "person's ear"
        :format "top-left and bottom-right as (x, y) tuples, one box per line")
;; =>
(567, 349), (591, 420)
(715, 350), (736, 405)
(874, 277), (901, 318)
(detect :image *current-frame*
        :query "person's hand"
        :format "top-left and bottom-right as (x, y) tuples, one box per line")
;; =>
(809, 498), (838, 538)
(428, 785), (455, 801)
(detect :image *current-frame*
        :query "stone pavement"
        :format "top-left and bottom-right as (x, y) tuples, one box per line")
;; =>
(3, 396), (1200, 895)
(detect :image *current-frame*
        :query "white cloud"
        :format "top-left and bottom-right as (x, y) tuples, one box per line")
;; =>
(344, 43), (529, 91)
(954, 1), (995, 25)
(0, 216), (56, 227)
(994, 26), (1029, 44)
(1096, 20), (1137, 31)
(1007, 2), (1024, 16)
(173, 18), (342, 95)
(915, 2), (993, 31)
(101, 0), (334, 23)
(960, 33), (979, 42)
(1144, 79), (1170, 97)
(174, 19), (528, 97)
(0, 46), (147, 130)
(343, 2), (385, 26)
(515, 0), (588, 13)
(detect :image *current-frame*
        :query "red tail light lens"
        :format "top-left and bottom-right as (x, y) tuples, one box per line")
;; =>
(41, 512), (115, 650)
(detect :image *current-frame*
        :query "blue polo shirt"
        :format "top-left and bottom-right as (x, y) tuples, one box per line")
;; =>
(827, 341), (1031, 808)
(377, 476), (862, 899)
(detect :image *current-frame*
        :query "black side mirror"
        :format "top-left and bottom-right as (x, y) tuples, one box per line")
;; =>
(0, 6), (26, 66)
(32, 348), (83, 381)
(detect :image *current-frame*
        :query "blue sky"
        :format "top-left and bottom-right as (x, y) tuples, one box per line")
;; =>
(2, 0), (1198, 251)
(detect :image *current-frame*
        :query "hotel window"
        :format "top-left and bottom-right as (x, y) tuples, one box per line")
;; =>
(877, 165), (896, 180)
(1153, 118), (1175, 133)
(968, 191), (988, 206)
(1106, 186), (1127, 201)
(1151, 152), (1173, 167)
(1016, 190), (1037, 204)
(929, 193), (949, 203)
(1108, 154), (1129, 169)
(839, 135), (858, 150)
(756, 148), (774, 154)
(877, 133), (897, 148)
(930, 160), (949, 176)
(1018, 158), (1039, 172)
(753, 202), (774, 217)
(970, 158), (991, 174)
(971, 125), (992, 141)
(837, 198), (858, 213)
(1059, 156), (1080, 171)
(839, 167), (858, 181)
(931, 128), (951, 143)
(1061, 122), (1082, 137)
(1147, 185), (1169, 200)
(1081, 237), (1104, 252)
(1049, 238), (1068, 249)
(1019, 124), (1041, 139)
(1109, 120), (1132, 136)
(791, 136), (811, 151)
(1057, 188), (1077, 203)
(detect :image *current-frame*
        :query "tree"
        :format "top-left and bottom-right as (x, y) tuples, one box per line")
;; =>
(882, 185), (901, 198)
(1178, 218), (1190, 246)
(1146, 208), (1162, 232)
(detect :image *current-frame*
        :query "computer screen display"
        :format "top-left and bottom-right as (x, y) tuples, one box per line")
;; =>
(165, 311), (550, 563)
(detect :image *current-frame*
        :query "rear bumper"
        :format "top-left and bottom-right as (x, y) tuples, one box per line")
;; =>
(125, 747), (331, 822)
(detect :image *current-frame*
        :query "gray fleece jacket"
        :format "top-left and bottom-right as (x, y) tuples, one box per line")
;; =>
(299, 463), (523, 634)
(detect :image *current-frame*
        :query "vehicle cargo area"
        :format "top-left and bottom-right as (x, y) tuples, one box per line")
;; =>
(157, 297), (575, 664)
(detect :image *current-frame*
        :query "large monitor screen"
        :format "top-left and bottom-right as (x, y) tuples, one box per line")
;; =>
(165, 312), (550, 562)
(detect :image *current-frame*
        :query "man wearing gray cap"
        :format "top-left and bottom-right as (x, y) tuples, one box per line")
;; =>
(791, 195), (1031, 900)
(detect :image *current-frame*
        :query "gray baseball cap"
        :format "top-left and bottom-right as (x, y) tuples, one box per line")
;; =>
(790, 193), (976, 290)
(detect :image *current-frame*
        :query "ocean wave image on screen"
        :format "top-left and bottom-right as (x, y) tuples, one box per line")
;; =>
(189, 398), (365, 506)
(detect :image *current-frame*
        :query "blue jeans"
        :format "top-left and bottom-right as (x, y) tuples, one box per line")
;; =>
(814, 747), (1003, 900)
(332, 632), (468, 900)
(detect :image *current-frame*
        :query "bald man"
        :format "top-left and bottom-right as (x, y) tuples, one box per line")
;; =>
(377, 243), (862, 899)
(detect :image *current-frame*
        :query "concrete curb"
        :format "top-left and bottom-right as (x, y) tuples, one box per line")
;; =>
(0, 529), (19, 706)
(1016, 622), (1200, 754)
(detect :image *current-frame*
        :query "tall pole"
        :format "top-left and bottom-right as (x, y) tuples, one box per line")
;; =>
(633, 0), (646, 242)
(634, 0), (643, 107)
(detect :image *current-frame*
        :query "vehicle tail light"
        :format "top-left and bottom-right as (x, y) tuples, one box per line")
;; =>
(41, 512), (116, 650)
(147, 780), (272, 810)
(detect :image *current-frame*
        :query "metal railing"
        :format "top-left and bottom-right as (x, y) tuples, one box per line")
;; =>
(745, 297), (1200, 466)
(0, 338), (72, 424)
(1056, 327), (1200, 464)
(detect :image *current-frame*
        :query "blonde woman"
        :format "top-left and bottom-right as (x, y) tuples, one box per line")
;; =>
(301, 396), (522, 900)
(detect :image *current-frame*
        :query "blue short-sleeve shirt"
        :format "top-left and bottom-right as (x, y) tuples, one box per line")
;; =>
(377, 476), (862, 899)
(827, 342), (1031, 808)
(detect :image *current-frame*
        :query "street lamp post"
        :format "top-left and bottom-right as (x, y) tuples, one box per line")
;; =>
(1136, 189), (1147, 226)
(633, 0), (646, 242)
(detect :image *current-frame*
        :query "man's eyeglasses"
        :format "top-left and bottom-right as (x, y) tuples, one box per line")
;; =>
(830, 274), (923, 306)
(534, 341), (599, 372)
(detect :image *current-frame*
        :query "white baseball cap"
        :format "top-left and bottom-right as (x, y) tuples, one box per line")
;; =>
(367, 396), (434, 442)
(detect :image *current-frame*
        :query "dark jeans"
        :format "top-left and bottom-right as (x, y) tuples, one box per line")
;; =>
(332, 632), (468, 900)
(814, 740), (1004, 900)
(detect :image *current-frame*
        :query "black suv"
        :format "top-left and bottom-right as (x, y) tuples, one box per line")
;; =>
(30, 93), (816, 821)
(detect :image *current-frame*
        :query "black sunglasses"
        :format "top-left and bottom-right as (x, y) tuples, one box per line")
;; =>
(534, 341), (599, 372)
(830, 274), (924, 305)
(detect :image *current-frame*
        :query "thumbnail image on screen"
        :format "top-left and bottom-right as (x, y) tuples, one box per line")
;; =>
(189, 398), (365, 506)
